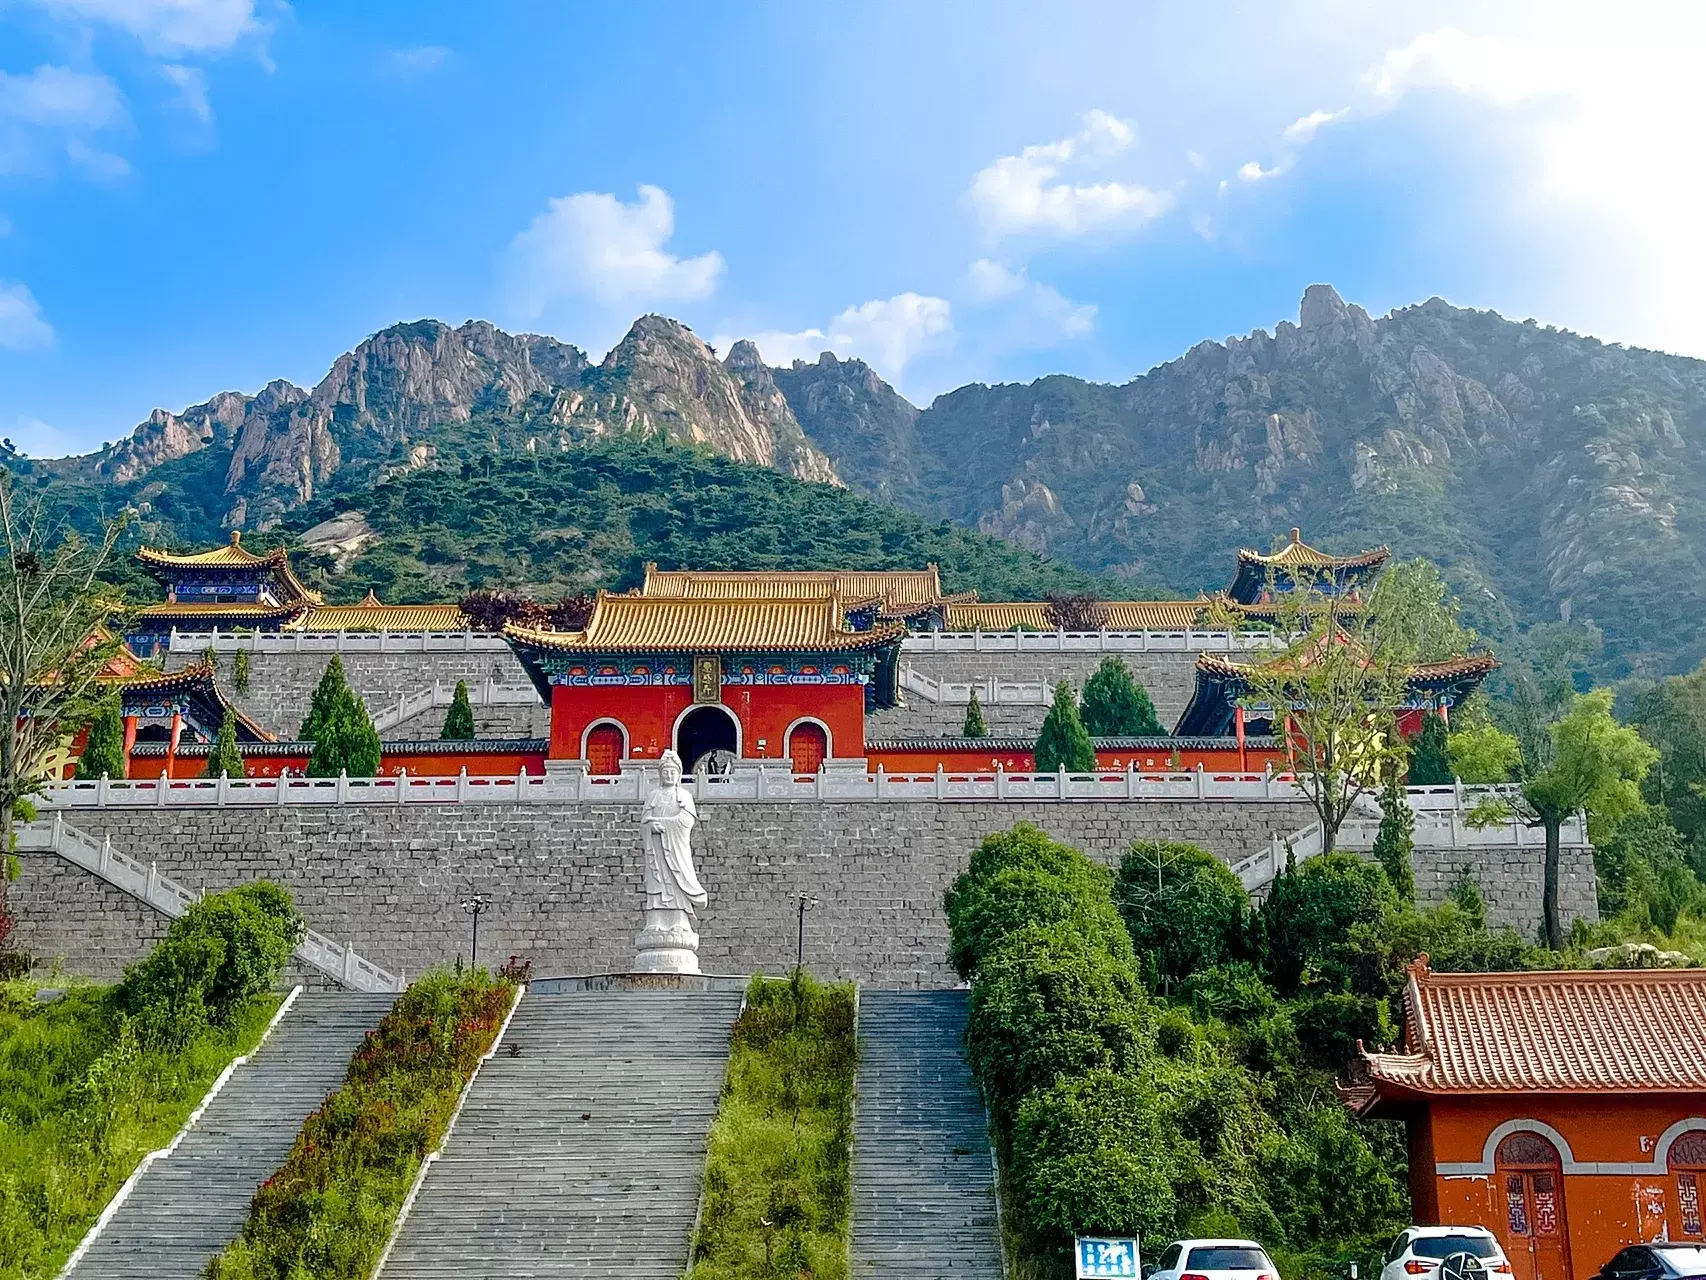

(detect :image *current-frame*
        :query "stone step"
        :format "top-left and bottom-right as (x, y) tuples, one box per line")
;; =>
(66, 992), (394, 1279)
(377, 989), (742, 1280)
(852, 989), (1005, 1279)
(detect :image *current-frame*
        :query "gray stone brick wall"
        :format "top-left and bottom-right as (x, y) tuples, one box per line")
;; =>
(166, 647), (534, 738)
(389, 703), (551, 740)
(13, 798), (1594, 988)
(897, 648), (1206, 732)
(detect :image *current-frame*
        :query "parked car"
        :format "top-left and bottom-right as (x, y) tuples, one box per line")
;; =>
(1590, 1244), (1706, 1280)
(1380, 1227), (1513, 1280)
(1146, 1238), (1278, 1280)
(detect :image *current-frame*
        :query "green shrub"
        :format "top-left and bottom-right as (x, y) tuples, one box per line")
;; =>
(947, 863), (1133, 981)
(962, 689), (988, 738)
(956, 823), (1112, 893)
(1262, 1104), (1408, 1257)
(966, 922), (1149, 1111)
(300, 656), (382, 778)
(1080, 658), (1163, 737)
(1407, 716), (1452, 784)
(202, 710), (246, 779)
(1178, 962), (1278, 1026)
(118, 882), (302, 1046)
(1370, 775), (1416, 902)
(440, 680), (476, 741)
(1116, 841), (1248, 986)
(1260, 853), (1398, 994)
(1289, 992), (1396, 1067)
(689, 973), (857, 1279)
(204, 968), (515, 1280)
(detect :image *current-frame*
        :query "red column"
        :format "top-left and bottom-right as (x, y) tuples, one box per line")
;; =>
(1234, 704), (1247, 772)
(167, 711), (183, 774)
(122, 714), (138, 777)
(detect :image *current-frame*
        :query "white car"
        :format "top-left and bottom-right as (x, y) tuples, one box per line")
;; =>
(1381, 1226), (1514, 1280)
(1147, 1238), (1279, 1280)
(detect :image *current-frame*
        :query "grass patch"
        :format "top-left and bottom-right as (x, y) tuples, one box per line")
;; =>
(0, 976), (282, 1280)
(202, 966), (515, 1280)
(690, 972), (858, 1280)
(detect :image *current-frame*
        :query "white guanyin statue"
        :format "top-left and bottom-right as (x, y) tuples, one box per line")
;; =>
(634, 749), (708, 973)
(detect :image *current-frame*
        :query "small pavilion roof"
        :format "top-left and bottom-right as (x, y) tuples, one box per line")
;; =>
(506, 592), (906, 654)
(1227, 528), (1389, 603)
(1348, 958), (1706, 1112)
(641, 564), (949, 609)
(118, 661), (276, 742)
(135, 532), (323, 605)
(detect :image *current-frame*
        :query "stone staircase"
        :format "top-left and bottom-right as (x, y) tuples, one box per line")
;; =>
(378, 988), (743, 1279)
(65, 991), (394, 1278)
(852, 989), (1005, 1278)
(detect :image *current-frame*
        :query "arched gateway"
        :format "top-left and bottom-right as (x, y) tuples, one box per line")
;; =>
(676, 705), (738, 775)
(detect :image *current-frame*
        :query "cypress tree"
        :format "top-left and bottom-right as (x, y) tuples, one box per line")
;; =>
(962, 688), (988, 738)
(1408, 715), (1453, 785)
(203, 710), (247, 779)
(1371, 772), (1415, 900)
(77, 695), (126, 780)
(300, 655), (350, 742)
(1079, 656), (1163, 736)
(441, 679), (476, 740)
(1033, 680), (1096, 773)
(302, 657), (381, 778)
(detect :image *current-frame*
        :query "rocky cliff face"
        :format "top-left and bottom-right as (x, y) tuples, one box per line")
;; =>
(771, 352), (921, 504)
(794, 285), (1706, 677)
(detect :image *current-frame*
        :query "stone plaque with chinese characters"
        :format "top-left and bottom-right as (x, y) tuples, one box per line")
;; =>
(692, 655), (721, 704)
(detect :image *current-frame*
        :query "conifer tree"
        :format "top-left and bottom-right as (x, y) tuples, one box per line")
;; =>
(441, 679), (476, 740)
(1079, 656), (1163, 736)
(301, 656), (381, 777)
(1370, 771), (1415, 900)
(76, 695), (126, 780)
(203, 710), (247, 779)
(962, 688), (988, 738)
(1408, 715), (1453, 785)
(1033, 680), (1096, 773)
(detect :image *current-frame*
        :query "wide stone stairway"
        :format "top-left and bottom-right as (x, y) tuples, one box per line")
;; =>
(378, 987), (743, 1279)
(67, 991), (394, 1278)
(852, 989), (1005, 1278)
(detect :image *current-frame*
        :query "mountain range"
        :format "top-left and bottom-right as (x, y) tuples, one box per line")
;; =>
(21, 285), (1706, 678)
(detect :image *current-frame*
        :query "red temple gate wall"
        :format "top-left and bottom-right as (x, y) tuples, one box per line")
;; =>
(547, 683), (866, 764)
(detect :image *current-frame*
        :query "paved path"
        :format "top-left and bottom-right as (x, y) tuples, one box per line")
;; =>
(378, 988), (743, 1279)
(67, 992), (394, 1278)
(852, 989), (1006, 1279)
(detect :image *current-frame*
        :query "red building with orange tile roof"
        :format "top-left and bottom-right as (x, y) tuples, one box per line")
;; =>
(1347, 959), (1706, 1280)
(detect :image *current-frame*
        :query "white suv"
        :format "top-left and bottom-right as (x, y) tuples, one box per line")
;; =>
(1147, 1239), (1279, 1280)
(1381, 1226), (1514, 1280)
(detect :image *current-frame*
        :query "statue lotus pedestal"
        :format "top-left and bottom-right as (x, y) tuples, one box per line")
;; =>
(633, 907), (702, 974)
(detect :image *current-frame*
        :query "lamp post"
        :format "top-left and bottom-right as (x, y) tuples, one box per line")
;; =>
(795, 893), (819, 974)
(459, 892), (492, 969)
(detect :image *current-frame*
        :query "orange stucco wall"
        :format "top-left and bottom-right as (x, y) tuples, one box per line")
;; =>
(1414, 1096), (1706, 1280)
(135, 746), (547, 779)
(547, 684), (867, 762)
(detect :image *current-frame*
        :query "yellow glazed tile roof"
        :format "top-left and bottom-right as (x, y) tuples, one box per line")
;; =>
(945, 600), (1209, 631)
(507, 592), (905, 653)
(292, 603), (467, 631)
(136, 601), (306, 620)
(1236, 527), (1389, 571)
(137, 531), (275, 569)
(641, 564), (946, 608)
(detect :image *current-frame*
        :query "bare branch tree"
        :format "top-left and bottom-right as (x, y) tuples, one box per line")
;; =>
(0, 474), (128, 902)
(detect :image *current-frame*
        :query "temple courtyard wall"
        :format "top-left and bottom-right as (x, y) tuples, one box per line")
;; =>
(14, 798), (1594, 987)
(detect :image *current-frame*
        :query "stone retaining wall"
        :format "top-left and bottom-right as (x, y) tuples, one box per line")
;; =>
(13, 798), (1594, 987)
(897, 648), (1205, 730)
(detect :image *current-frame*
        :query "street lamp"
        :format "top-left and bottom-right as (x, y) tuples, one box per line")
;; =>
(795, 893), (819, 974)
(459, 892), (493, 969)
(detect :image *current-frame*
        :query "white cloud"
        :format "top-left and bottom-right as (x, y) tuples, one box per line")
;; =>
(968, 109), (1172, 239)
(0, 280), (54, 350)
(390, 45), (451, 75)
(1237, 159), (1284, 183)
(65, 137), (130, 179)
(0, 66), (125, 131)
(33, 0), (258, 55)
(713, 327), (831, 367)
(826, 293), (952, 375)
(504, 184), (724, 317)
(1283, 108), (1344, 145)
(161, 64), (211, 123)
(964, 259), (1095, 345)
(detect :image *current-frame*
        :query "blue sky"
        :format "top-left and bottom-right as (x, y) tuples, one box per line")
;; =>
(1, 0), (1700, 457)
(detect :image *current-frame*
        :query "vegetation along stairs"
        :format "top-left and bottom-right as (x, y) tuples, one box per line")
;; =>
(63, 990), (395, 1278)
(852, 989), (1005, 1278)
(377, 986), (744, 1279)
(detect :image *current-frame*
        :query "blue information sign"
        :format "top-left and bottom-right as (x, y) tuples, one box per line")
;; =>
(1076, 1236), (1141, 1279)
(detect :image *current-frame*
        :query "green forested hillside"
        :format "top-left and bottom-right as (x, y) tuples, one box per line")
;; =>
(278, 437), (1117, 604)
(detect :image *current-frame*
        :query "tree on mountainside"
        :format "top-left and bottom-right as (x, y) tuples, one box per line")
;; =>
(0, 473), (127, 898)
(962, 689), (988, 738)
(441, 680), (475, 740)
(1034, 681), (1096, 773)
(76, 695), (126, 780)
(301, 656), (381, 778)
(1407, 716), (1453, 785)
(1080, 657), (1163, 737)
(203, 710), (247, 779)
